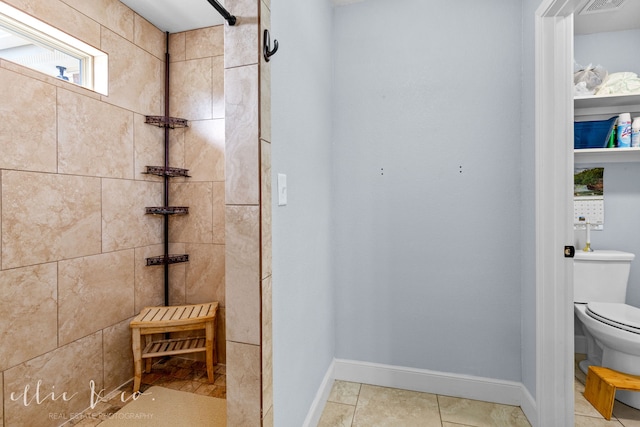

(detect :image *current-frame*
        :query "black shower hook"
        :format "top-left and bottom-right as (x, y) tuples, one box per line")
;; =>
(263, 29), (278, 62)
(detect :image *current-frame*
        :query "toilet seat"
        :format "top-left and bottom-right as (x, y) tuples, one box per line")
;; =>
(587, 302), (640, 335)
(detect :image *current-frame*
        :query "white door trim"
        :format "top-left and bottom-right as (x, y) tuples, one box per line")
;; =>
(535, 0), (582, 425)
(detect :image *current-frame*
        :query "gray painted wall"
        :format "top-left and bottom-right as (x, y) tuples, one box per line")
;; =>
(331, 0), (524, 381)
(271, 0), (335, 426)
(574, 30), (640, 308)
(271, 1), (539, 425)
(521, 0), (538, 398)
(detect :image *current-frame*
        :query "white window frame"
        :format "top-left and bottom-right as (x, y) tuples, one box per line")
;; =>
(0, 1), (108, 95)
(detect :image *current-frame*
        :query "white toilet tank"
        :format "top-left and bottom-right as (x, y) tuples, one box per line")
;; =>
(574, 250), (635, 303)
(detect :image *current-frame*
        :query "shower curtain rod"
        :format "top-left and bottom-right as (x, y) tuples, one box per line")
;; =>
(206, 0), (237, 26)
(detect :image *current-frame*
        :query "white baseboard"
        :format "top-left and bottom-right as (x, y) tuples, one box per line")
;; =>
(302, 359), (336, 427)
(303, 358), (538, 427)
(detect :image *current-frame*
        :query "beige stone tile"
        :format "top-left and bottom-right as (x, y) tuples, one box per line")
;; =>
(134, 14), (166, 60)
(62, 0), (134, 41)
(134, 244), (164, 312)
(186, 26), (224, 60)
(261, 140), (272, 278)
(184, 119), (225, 182)
(262, 0), (270, 11)
(263, 403), (273, 427)
(0, 263), (57, 371)
(213, 55), (225, 119)
(613, 400), (640, 426)
(169, 32), (186, 62)
(318, 402), (355, 427)
(57, 88), (135, 179)
(225, 64), (260, 205)
(352, 385), (441, 427)
(225, 205), (260, 345)
(438, 395), (531, 427)
(1, 171), (101, 269)
(4, 0), (101, 48)
(134, 113), (165, 181)
(329, 381), (361, 406)
(213, 181), (225, 244)
(3, 332), (103, 427)
(169, 126), (187, 171)
(103, 318), (134, 391)
(169, 182), (213, 244)
(58, 250), (135, 345)
(260, 0), (271, 142)
(100, 28), (164, 115)
(224, 0), (259, 68)
(168, 242), (188, 306)
(260, 58), (271, 142)
(226, 341), (261, 427)
(261, 276), (273, 411)
(102, 179), (163, 251)
(185, 243), (225, 305)
(575, 415), (624, 426)
(170, 58), (213, 121)
(0, 68), (57, 173)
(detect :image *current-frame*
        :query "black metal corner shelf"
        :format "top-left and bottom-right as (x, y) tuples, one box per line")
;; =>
(145, 115), (189, 129)
(144, 166), (191, 177)
(145, 206), (189, 215)
(145, 254), (190, 266)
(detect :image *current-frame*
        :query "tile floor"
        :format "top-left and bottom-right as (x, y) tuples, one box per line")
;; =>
(67, 357), (226, 426)
(316, 355), (640, 427)
(64, 354), (640, 426)
(317, 381), (530, 427)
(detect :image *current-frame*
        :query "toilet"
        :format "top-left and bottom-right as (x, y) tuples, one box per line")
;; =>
(574, 249), (640, 409)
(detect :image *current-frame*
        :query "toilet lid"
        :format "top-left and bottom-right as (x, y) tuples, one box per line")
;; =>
(587, 302), (640, 334)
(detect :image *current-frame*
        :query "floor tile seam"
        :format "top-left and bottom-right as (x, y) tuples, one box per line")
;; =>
(349, 383), (363, 427)
(575, 412), (622, 423)
(435, 394), (445, 426)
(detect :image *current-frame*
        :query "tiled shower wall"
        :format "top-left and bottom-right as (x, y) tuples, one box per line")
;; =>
(224, 0), (272, 425)
(0, 0), (225, 426)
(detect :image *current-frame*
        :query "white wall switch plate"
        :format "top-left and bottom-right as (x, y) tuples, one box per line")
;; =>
(277, 173), (287, 206)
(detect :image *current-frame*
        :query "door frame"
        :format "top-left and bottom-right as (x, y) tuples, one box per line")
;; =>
(535, 0), (583, 425)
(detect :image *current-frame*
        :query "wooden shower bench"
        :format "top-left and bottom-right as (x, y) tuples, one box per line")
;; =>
(130, 302), (218, 393)
(584, 366), (640, 420)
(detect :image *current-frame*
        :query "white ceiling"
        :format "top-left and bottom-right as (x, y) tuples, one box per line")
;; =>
(118, 0), (639, 37)
(574, 0), (640, 35)
(119, 0), (225, 33)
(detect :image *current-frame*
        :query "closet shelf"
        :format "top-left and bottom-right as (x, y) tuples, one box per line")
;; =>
(146, 254), (190, 266)
(145, 206), (189, 215)
(574, 147), (640, 164)
(145, 115), (189, 129)
(144, 166), (191, 177)
(575, 93), (640, 115)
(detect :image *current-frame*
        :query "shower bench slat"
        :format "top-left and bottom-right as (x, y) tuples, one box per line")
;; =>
(143, 336), (206, 358)
(130, 302), (218, 393)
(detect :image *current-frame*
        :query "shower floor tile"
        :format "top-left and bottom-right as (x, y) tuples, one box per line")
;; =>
(67, 356), (226, 426)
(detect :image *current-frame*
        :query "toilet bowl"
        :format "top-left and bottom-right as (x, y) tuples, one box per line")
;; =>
(573, 250), (640, 409)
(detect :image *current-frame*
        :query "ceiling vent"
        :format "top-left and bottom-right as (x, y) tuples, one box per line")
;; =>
(580, 0), (627, 15)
